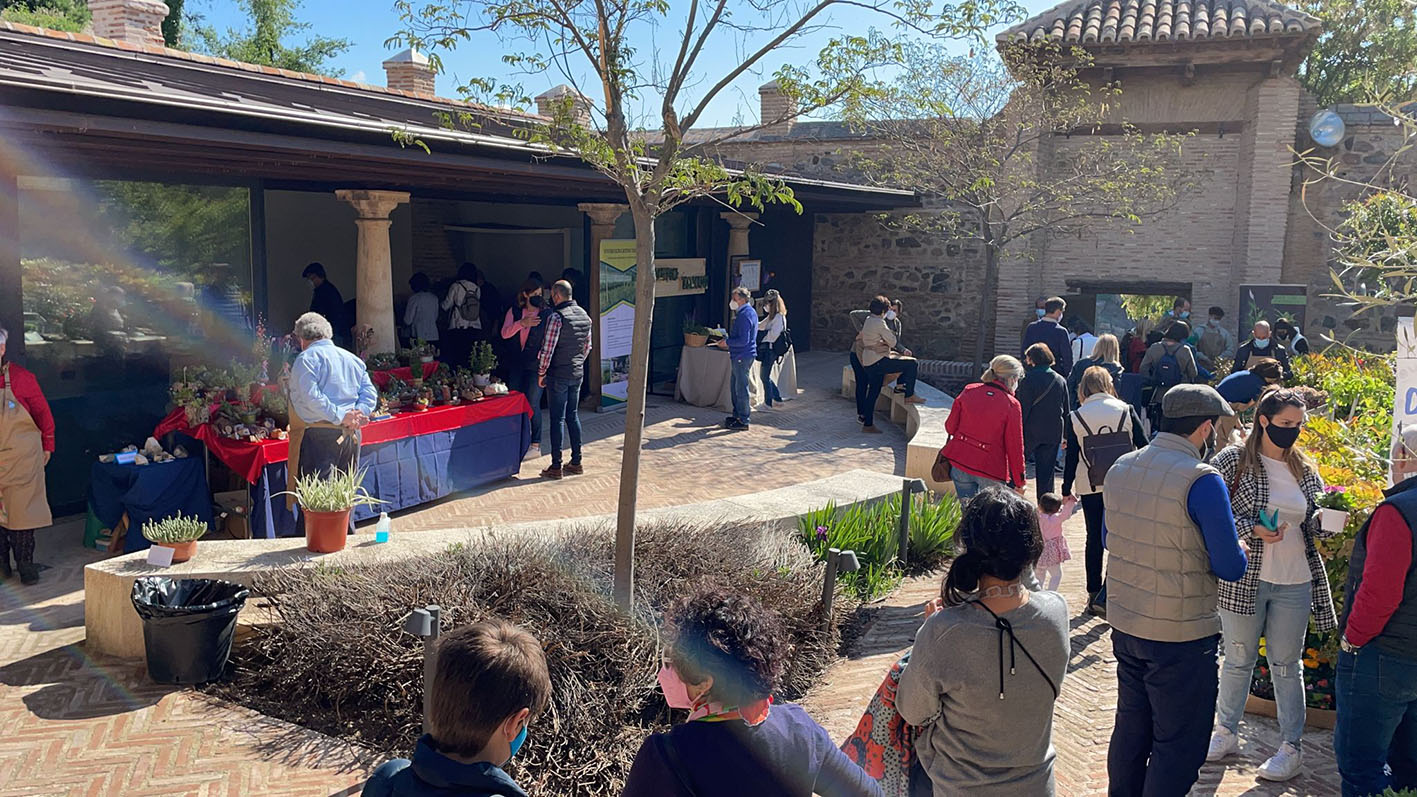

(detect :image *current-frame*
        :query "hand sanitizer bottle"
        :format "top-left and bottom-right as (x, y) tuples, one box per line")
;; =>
(375, 512), (391, 543)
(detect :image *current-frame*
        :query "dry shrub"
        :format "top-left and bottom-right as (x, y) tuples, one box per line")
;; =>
(211, 518), (850, 796)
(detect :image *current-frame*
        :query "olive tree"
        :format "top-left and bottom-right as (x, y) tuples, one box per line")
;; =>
(843, 41), (1195, 367)
(393, 0), (1019, 607)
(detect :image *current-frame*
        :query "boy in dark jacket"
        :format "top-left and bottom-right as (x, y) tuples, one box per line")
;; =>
(363, 620), (552, 797)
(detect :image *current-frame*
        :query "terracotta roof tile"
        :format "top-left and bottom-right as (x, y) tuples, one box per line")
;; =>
(1000, 0), (1319, 44)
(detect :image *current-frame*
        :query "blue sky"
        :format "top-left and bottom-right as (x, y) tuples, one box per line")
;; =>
(192, 0), (1058, 126)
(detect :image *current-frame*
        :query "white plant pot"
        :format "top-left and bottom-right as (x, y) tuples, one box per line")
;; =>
(473, 374), (491, 388)
(420, 355), (434, 364)
(1320, 508), (1349, 533)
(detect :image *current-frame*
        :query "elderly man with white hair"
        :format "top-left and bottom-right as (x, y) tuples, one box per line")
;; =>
(288, 312), (377, 533)
(0, 326), (55, 584)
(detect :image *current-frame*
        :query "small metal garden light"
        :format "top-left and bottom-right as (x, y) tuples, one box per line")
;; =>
(821, 548), (862, 634)
(897, 477), (927, 567)
(402, 604), (442, 733)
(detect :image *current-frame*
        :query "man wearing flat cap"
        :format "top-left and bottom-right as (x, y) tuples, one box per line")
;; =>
(1102, 384), (1250, 797)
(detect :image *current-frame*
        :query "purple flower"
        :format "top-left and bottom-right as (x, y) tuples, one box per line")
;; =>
(1325, 485), (1346, 495)
(815, 525), (829, 542)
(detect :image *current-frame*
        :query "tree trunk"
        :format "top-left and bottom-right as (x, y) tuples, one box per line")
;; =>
(611, 202), (658, 609)
(973, 236), (1000, 371)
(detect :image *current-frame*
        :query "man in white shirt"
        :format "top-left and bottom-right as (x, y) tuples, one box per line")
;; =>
(1070, 319), (1099, 362)
(402, 272), (440, 348)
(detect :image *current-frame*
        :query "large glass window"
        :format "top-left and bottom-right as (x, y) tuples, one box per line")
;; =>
(19, 177), (253, 513)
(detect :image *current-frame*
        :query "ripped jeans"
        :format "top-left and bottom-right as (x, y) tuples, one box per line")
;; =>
(1216, 580), (1313, 745)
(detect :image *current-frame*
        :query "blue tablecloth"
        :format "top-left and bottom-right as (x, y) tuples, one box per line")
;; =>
(87, 456), (213, 553)
(248, 411), (531, 538)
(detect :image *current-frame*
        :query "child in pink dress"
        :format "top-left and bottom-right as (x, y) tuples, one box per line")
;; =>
(1036, 493), (1076, 590)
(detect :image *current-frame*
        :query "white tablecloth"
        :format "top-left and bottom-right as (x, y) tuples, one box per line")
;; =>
(675, 346), (798, 412)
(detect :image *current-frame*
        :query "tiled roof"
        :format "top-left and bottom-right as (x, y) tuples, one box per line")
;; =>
(999, 0), (1320, 44)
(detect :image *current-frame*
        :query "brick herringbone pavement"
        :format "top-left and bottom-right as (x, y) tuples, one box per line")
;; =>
(800, 510), (1344, 796)
(0, 351), (903, 796)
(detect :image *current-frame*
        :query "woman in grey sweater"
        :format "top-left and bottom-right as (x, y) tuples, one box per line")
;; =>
(897, 487), (1070, 796)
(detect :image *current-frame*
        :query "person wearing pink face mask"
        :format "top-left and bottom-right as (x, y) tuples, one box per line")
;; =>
(623, 583), (882, 797)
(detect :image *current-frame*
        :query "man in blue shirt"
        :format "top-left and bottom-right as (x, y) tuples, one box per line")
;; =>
(1103, 384), (1248, 796)
(289, 312), (377, 532)
(716, 286), (759, 431)
(1022, 296), (1073, 377)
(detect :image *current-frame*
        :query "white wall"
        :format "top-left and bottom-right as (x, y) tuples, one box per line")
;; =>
(263, 189), (413, 334)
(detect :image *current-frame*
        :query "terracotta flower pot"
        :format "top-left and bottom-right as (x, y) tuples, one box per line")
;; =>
(683, 333), (708, 348)
(158, 540), (197, 563)
(304, 508), (352, 553)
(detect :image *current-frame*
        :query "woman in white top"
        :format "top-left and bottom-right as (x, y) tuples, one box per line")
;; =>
(1208, 388), (1336, 782)
(756, 290), (788, 407)
(402, 272), (441, 347)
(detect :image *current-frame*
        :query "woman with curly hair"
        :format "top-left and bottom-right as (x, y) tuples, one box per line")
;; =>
(896, 487), (1069, 795)
(622, 583), (881, 797)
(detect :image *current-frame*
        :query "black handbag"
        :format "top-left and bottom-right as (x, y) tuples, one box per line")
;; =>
(773, 327), (793, 358)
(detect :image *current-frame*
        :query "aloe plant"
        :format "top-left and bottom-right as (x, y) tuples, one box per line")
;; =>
(142, 512), (208, 545)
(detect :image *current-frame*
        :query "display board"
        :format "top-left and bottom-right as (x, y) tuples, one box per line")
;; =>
(1237, 284), (1308, 339)
(599, 239), (637, 410)
(654, 258), (708, 298)
(1393, 317), (1417, 485)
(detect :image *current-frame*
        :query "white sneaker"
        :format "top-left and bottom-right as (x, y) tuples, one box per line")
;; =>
(523, 443), (540, 461)
(1206, 726), (1239, 762)
(1258, 742), (1303, 781)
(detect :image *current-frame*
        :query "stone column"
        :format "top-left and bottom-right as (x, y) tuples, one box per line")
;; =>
(578, 202), (627, 403)
(335, 190), (410, 355)
(721, 211), (759, 317)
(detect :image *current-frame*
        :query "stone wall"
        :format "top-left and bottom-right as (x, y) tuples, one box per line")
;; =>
(812, 213), (987, 360)
(1284, 104), (1417, 352)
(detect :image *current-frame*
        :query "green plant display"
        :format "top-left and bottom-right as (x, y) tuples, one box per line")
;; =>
(275, 466), (385, 513)
(468, 341), (498, 375)
(681, 319), (711, 336)
(141, 512), (208, 544)
(799, 493), (961, 600)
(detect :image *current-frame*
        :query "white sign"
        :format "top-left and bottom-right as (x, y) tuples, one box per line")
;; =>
(146, 545), (175, 567)
(1392, 317), (1417, 485)
(739, 260), (762, 292)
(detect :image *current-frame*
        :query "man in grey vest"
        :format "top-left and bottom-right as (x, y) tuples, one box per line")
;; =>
(1335, 426), (1417, 796)
(1103, 384), (1248, 796)
(535, 280), (592, 479)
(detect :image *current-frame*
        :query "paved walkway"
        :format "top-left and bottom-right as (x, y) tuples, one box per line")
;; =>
(799, 510), (1343, 796)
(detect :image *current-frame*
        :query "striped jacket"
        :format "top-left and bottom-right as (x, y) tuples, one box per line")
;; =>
(1211, 445), (1338, 632)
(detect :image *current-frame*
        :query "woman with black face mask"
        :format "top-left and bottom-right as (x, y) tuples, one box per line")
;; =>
(1205, 388), (1336, 783)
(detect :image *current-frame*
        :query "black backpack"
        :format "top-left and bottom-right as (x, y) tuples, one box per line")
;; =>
(1153, 343), (1185, 392)
(1075, 409), (1135, 488)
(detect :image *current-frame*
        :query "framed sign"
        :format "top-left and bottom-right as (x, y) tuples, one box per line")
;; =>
(730, 255), (763, 292)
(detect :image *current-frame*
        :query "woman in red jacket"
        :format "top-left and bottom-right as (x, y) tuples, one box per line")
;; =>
(942, 354), (1026, 501)
(0, 326), (55, 585)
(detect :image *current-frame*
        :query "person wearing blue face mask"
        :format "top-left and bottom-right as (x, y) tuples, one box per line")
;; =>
(364, 620), (551, 797)
(1235, 320), (1293, 380)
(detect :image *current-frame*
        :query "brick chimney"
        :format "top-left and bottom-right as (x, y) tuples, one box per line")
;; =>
(88, 0), (170, 48)
(759, 80), (798, 133)
(535, 85), (592, 126)
(383, 48), (435, 95)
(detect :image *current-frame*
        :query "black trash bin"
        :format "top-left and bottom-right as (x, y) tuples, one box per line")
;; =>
(131, 577), (250, 684)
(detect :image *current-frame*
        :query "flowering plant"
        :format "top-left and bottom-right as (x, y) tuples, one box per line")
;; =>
(1317, 485), (1355, 512)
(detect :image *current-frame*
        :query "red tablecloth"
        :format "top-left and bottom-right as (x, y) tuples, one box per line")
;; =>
(155, 393), (531, 484)
(370, 363), (438, 389)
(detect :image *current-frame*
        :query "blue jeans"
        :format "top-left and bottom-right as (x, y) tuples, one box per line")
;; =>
(517, 366), (543, 448)
(950, 466), (1003, 502)
(547, 377), (583, 467)
(849, 351), (866, 419)
(730, 355), (753, 423)
(1109, 631), (1219, 797)
(1336, 645), (1417, 796)
(760, 357), (783, 406)
(1216, 581), (1312, 744)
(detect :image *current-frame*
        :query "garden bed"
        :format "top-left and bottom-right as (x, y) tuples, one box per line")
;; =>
(205, 518), (863, 796)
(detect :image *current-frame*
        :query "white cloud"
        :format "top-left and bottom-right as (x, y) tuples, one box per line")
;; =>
(351, 70), (367, 84)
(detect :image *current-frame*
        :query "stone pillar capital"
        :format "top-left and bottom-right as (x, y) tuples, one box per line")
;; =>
(578, 202), (628, 226)
(336, 189), (411, 220)
(720, 211), (759, 230)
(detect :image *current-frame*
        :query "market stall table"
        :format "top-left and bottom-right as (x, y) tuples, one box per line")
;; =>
(674, 346), (798, 412)
(87, 456), (213, 553)
(157, 394), (532, 538)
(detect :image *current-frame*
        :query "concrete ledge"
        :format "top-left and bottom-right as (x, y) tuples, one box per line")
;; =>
(842, 365), (954, 494)
(85, 468), (906, 660)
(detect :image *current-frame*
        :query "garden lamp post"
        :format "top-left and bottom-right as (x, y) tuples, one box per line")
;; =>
(821, 548), (861, 634)
(897, 478), (927, 568)
(402, 604), (442, 733)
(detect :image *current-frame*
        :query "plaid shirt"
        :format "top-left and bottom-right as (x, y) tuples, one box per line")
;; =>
(536, 307), (593, 378)
(1211, 445), (1338, 631)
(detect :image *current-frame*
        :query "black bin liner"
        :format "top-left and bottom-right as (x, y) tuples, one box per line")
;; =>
(131, 577), (250, 685)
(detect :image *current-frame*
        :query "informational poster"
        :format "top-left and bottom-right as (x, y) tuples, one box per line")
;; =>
(738, 260), (762, 292)
(599, 239), (637, 410)
(1392, 317), (1417, 484)
(653, 258), (708, 298)
(1238, 284), (1308, 339)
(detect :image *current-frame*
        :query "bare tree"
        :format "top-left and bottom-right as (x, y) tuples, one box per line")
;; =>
(392, 0), (1020, 607)
(842, 40), (1195, 367)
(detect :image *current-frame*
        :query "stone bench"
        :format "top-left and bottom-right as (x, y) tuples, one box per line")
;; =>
(85, 468), (907, 659)
(841, 365), (954, 494)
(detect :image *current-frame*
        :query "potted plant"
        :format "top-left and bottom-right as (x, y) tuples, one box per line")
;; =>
(367, 351), (400, 371)
(1317, 485), (1354, 533)
(411, 339), (437, 364)
(141, 512), (208, 563)
(276, 466), (384, 553)
(682, 319), (710, 347)
(468, 342), (497, 387)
